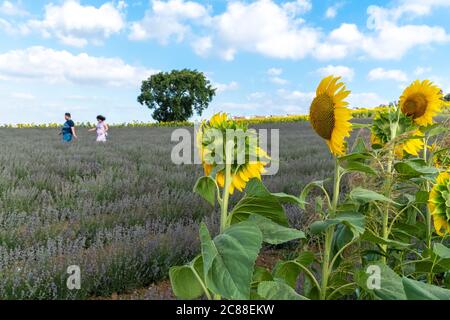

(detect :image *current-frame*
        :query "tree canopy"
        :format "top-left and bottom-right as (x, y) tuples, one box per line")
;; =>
(444, 93), (450, 102)
(137, 69), (216, 122)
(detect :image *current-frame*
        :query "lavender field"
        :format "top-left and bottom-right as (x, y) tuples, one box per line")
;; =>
(0, 122), (334, 299)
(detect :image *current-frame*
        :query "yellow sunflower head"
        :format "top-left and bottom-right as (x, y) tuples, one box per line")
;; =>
(428, 171), (450, 236)
(309, 75), (352, 156)
(198, 112), (270, 194)
(400, 80), (443, 126)
(395, 130), (424, 158)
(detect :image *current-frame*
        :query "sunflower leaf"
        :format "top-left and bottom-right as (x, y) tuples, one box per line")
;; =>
(257, 281), (309, 300)
(200, 222), (263, 300)
(193, 176), (219, 206)
(394, 159), (438, 178)
(433, 243), (450, 259)
(350, 187), (398, 204)
(310, 212), (365, 239)
(248, 215), (305, 245)
(402, 277), (450, 300)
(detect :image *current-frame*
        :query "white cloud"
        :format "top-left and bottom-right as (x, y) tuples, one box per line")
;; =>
(27, 0), (125, 47)
(277, 89), (314, 102)
(317, 65), (355, 81)
(124, 0), (450, 61)
(212, 0), (320, 60)
(348, 92), (388, 108)
(191, 36), (212, 56)
(0, 46), (157, 87)
(247, 92), (267, 100)
(367, 0), (450, 28)
(325, 2), (344, 19)
(267, 68), (283, 76)
(270, 77), (289, 85)
(11, 92), (35, 100)
(267, 68), (288, 85)
(368, 68), (408, 82)
(129, 0), (210, 43)
(0, 1), (28, 16)
(214, 81), (239, 93)
(282, 0), (312, 16)
(414, 66), (432, 76)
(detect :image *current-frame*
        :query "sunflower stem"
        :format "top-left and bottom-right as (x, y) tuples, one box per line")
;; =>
(423, 136), (433, 283)
(381, 108), (399, 263)
(320, 157), (341, 300)
(220, 140), (233, 233)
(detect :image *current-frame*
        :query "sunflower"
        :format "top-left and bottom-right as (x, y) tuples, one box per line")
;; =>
(428, 171), (450, 236)
(400, 80), (443, 126)
(309, 76), (352, 156)
(398, 130), (424, 156)
(198, 112), (269, 194)
(371, 109), (424, 158)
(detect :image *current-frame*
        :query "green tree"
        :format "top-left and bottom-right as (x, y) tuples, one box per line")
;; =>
(137, 69), (216, 122)
(444, 93), (450, 102)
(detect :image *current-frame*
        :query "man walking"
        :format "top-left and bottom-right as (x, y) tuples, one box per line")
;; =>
(61, 113), (77, 142)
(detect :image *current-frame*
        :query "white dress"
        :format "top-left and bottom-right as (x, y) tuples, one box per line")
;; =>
(96, 122), (107, 142)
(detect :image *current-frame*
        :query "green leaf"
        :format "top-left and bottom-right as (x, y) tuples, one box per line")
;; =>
(271, 192), (306, 206)
(415, 190), (429, 204)
(193, 176), (218, 206)
(394, 159), (438, 178)
(353, 137), (368, 153)
(402, 277), (450, 300)
(361, 229), (411, 249)
(425, 124), (448, 138)
(338, 152), (372, 162)
(350, 187), (397, 204)
(230, 196), (288, 227)
(433, 243), (450, 259)
(273, 261), (301, 288)
(310, 212), (365, 239)
(230, 179), (289, 226)
(244, 178), (271, 197)
(252, 266), (273, 286)
(356, 263), (406, 300)
(257, 281), (309, 300)
(342, 161), (377, 176)
(248, 215), (305, 245)
(299, 180), (329, 209)
(244, 179), (305, 206)
(199, 222), (263, 300)
(169, 255), (205, 300)
(296, 251), (315, 266)
(272, 252), (315, 289)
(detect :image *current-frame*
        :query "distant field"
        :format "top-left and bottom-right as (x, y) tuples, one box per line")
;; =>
(0, 122), (336, 299)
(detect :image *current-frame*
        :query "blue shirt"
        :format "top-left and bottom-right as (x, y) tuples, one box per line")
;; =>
(62, 120), (75, 135)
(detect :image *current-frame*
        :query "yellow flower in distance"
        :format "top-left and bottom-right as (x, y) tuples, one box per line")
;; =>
(400, 80), (443, 126)
(198, 112), (269, 195)
(309, 75), (352, 156)
(428, 171), (450, 236)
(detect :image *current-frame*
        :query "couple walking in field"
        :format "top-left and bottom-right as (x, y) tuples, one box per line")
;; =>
(62, 113), (109, 143)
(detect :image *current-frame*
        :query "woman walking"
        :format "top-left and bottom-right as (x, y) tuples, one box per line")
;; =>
(61, 113), (77, 142)
(89, 115), (109, 142)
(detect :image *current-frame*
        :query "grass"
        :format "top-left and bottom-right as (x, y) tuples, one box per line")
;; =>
(0, 122), (336, 299)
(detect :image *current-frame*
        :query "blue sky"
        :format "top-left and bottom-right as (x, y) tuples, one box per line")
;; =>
(0, 0), (449, 124)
